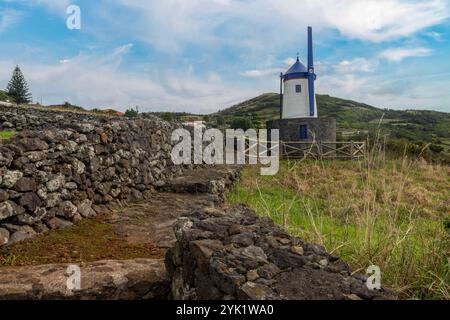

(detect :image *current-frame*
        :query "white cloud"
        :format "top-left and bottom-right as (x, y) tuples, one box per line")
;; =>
(335, 58), (378, 73)
(379, 47), (432, 62)
(241, 68), (282, 78)
(106, 0), (450, 56)
(319, 0), (449, 42)
(0, 9), (22, 33)
(208, 72), (221, 82)
(320, 74), (369, 96)
(0, 45), (258, 113)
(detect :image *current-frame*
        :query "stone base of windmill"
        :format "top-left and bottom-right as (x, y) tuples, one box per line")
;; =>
(267, 117), (338, 159)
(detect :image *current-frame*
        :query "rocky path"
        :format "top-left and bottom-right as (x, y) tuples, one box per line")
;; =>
(107, 165), (240, 249)
(0, 166), (240, 299)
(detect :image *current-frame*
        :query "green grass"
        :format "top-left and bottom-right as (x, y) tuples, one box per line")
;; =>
(227, 158), (450, 299)
(0, 131), (16, 140)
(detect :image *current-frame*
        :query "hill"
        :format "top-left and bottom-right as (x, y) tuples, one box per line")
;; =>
(212, 93), (450, 160)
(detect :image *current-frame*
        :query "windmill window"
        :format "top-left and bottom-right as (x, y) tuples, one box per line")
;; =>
(295, 85), (302, 93)
(299, 125), (308, 139)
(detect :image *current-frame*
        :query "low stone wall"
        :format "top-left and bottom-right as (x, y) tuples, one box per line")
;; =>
(166, 206), (391, 300)
(0, 106), (181, 247)
(0, 105), (114, 131)
(0, 259), (168, 299)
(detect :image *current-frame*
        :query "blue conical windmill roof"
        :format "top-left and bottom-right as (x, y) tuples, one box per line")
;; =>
(283, 57), (308, 81)
(285, 57), (307, 74)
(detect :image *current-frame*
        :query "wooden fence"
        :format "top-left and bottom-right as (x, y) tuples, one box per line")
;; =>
(281, 141), (366, 160)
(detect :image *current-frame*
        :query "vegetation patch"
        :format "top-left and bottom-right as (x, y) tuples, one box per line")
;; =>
(0, 131), (16, 140)
(0, 215), (165, 267)
(227, 158), (450, 299)
(0, 90), (12, 102)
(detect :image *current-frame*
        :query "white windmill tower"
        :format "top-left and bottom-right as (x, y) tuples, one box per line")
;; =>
(280, 26), (317, 119)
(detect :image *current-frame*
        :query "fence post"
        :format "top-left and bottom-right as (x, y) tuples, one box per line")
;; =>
(318, 140), (322, 159)
(350, 141), (354, 160)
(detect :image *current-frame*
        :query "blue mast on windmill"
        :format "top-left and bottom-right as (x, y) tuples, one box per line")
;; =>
(280, 26), (317, 119)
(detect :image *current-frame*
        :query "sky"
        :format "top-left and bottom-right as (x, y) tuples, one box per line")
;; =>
(1, 0), (450, 113)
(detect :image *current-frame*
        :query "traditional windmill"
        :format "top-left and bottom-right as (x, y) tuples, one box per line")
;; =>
(267, 26), (336, 152)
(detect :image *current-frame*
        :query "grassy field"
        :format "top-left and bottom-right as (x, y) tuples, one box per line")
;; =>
(227, 155), (450, 299)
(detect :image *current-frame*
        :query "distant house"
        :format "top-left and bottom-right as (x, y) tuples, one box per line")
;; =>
(182, 120), (205, 128)
(0, 101), (13, 107)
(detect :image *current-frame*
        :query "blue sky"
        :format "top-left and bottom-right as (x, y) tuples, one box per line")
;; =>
(1, 0), (450, 113)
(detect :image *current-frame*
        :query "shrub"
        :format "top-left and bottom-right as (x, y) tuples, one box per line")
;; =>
(230, 117), (253, 131)
(125, 108), (139, 118)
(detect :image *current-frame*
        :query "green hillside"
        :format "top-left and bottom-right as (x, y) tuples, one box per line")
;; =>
(212, 93), (450, 160)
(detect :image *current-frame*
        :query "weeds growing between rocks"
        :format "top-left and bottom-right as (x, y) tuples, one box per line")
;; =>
(0, 131), (16, 140)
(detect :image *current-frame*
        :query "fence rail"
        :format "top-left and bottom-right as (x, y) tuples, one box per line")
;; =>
(281, 141), (366, 160)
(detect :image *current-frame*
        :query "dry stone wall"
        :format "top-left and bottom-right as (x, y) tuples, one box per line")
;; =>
(0, 105), (181, 247)
(166, 205), (392, 300)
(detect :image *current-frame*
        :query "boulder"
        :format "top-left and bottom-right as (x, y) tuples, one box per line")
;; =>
(1, 170), (23, 188)
(72, 159), (86, 174)
(19, 138), (49, 151)
(237, 282), (277, 300)
(46, 217), (73, 230)
(77, 199), (96, 218)
(46, 175), (65, 192)
(14, 177), (37, 192)
(0, 152), (13, 167)
(18, 192), (42, 212)
(58, 201), (78, 219)
(45, 193), (61, 208)
(8, 226), (36, 245)
(0, 228), (9, 246)
(189, 239), (224, 272)
(0, 190), (9, 202)
(0, 201), (15, 220)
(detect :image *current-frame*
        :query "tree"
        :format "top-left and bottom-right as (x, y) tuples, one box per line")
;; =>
(6, 65), (32, 104)
(230, 117), (253, 131)
(125, 107), (139, 118)
(215, 115), (225, 126)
